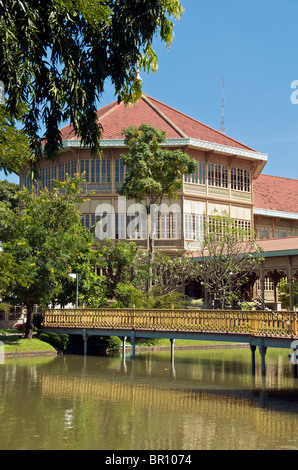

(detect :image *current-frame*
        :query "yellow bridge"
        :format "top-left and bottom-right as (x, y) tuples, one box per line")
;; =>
(42, 308), (298, 376)
(43, 308), (298, 338)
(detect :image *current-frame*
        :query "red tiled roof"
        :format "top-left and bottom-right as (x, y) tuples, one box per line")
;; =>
(186, 237), (298, 259)
(256, 237), (298, 253)
(59, 94), (256, 151)
(254, 174), (298, 214)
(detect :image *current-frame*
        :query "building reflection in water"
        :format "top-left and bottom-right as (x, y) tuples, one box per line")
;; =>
(37, 350), (298, 450)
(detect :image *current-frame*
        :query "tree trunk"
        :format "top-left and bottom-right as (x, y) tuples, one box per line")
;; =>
(147, 235), (155, 292)
(25, 301), (34, 339)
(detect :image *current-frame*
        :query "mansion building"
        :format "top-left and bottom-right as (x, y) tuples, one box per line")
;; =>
(20, 94), (298, 306)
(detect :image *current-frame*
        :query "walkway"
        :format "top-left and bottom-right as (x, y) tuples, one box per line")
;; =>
(42, 308), (298, 376)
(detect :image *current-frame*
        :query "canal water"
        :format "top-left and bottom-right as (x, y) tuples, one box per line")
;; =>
(1, 346), (298, 451)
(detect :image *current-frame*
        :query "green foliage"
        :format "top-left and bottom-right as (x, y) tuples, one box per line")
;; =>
(113, 283), (150, 308)
(104, 336), (122, 351)
(0, 175), (97, 337)
(239, 301), (257, 311)
(0, 0), (183, 162)
(278, 279), (298, 308)
(199, 211), (264, 309)
(40, 332), (69, 350)
(119, 124), (197, 210)
(0, 180), (20, 212)
(94, 239), (150, 299)
(119, 123), (197, 292)
(0, 251), (31, 297)
(0, 104), (30, 174)
(113, 282), (182, 309)
(150, 290), (182, 309)
(152, 251), (201, 295)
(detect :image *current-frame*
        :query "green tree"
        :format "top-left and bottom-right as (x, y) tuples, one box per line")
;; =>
(52, 237), (107, 309)
(0, 175), (95, 338)
(0, 179), (21, 212)
(152, 250), (201, 295)
(94, 238), (150, 299)
(278, 279), (298, 309)
(0, 251), (30, 298)
(0, 104), (30, 174)
(0, 0), (183, 164)
(119, 123), (197, 289)
(198, 211), (264, 309)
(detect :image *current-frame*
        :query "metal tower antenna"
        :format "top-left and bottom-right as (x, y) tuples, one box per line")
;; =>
(220, 78), (226, 134)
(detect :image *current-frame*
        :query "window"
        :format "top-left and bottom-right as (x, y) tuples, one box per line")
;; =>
(80, 160), (90, 182)
(234, 220), (252, 239)
(158, 212), (179, 239)
(40, 165), (57, 190)
(231, 168), (250, 192)
(257, 277), (274, 292)
(59, 160), (77, 181)
(80, 159), (111, 183)
(184, 214), (206, 241)
(184, 161), (205, 185)
(208, 163), (228, 188)
(126, 213), (146, 240)
(115, 159), (125, 183)
(21, 171), (37, 192)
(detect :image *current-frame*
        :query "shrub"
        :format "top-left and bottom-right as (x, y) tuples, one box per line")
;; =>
(106, 336), (122, 351)
(15, 323), (25, 333)
(40, 332), (69, 350)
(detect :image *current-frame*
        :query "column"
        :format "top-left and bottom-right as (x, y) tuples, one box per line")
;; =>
(288, 257), (294, 311)
(250, 345), (256, 376)
(260, 274), (265, 310)
(131, 332), (136, 359)
(170, 338), (175, 364)
(82, 329), (88, 356)
(289, 275), (294, 311)
(122, 336), (127, 356)
(259, 345), (267, 377)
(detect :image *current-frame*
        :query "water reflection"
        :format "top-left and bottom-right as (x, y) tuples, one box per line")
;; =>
(0, 348), (298, 450)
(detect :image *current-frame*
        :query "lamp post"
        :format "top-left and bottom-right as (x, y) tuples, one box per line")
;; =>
(68, 273), (79, 309)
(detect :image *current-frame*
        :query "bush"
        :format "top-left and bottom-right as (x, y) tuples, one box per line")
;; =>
(105, 336), (122, 351)
(15, 323), (26, 333)
(40, 332), (69, 350)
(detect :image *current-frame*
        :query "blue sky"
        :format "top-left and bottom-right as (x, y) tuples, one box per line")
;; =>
(3, 0), (298, 183)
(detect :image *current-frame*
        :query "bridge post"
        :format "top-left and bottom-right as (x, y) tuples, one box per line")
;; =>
(170, 338), (175, 364)
(130, 332), (136, 358)
(82, 329), (88, 356)
(258, 345), (267, 376)
(250, 345), (256, 375)
(122, 336), (127, 356)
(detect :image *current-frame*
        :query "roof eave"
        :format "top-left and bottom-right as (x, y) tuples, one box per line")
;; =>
(253, 208), (298, 220)
(62, 137), (268, 178)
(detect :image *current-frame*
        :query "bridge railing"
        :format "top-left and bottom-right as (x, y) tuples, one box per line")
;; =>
(42, 308), (298, 338)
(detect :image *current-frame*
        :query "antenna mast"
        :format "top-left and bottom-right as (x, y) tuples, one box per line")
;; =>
(220, 78), (226, 134)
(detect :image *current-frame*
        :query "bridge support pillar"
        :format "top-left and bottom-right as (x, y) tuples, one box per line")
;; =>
(122, 336), (127, 356)
(82, 329), (88, 356)
(258, 346), (267, 376)
(130, 332), (136, 358)
(250, 345), (256, 375)
(170, 338), (175, 364)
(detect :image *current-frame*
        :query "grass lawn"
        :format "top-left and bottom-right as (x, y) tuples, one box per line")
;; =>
(0, 335), (56, 354)
(133, 338), (233, 347)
